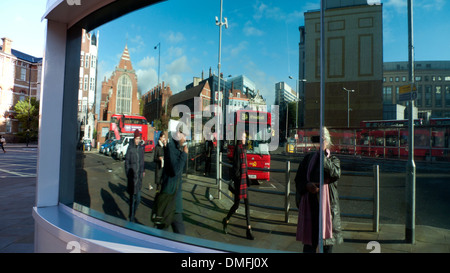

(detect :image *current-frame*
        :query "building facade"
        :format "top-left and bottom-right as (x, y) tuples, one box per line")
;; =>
(383, 61), (450, 119)
(0, 37), (42, 141)
(141, 81), (172, 128)
(301, 0), (383, 128)
(78, 29), (99, 142)
(96, 44), (140, 143)
(227, 75), (257, 99)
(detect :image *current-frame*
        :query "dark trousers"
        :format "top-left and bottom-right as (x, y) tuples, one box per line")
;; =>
(160, 213), (185, 234)
(129, 191), (141, 222)
(205, 156), (211, 174)
(226, 193), (251, 227)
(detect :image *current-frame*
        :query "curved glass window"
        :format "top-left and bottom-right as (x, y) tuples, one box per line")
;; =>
(69, 0), (450, 254)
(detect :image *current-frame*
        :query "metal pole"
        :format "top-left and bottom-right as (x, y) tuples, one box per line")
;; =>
(154, 42), (160, 86)
(216, 0), (225, 186)
(347, 89), (350, 128)
(318, 0), (326, 253)
(373, 165), (380, 233)
(284, 161), (291, 223)
(406, 0), (416, 244)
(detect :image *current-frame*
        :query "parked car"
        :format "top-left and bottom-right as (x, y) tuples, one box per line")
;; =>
(99, 139), (113, 154)
(113, 136), (133, 160)
(104, 140), (118, 156)
(144, 140), (155, 152)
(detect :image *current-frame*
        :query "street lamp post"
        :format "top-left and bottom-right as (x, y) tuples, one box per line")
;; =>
(215, 0), (228, 186)
(154, 42), (161, 86)
(342, 87), (354, 128)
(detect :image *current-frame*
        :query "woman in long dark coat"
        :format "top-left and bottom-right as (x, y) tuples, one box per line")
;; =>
(294, 127), (343, 253)
(222, 131), (254, 240)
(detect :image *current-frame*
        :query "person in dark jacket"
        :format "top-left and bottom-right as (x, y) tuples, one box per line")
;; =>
(203, 132), (214, 176)
(294, 127), (343, 253)
(222, 131), (254, 240)
(154, 133), (166, 191)
(125, 129), (145, 222)
(157, 129), (188, 233)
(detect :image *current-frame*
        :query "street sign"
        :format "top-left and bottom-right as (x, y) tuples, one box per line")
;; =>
(398, 84), (417, 102)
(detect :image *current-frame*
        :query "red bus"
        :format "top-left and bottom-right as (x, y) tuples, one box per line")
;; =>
(360, 119), (423, 128)
(227, 110), (272, 183)
(110, 114), (149, 141)
(429, 118), (450, 126)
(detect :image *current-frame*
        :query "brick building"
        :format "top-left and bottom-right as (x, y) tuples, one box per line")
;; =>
(96, 44), (140, 143)
(0, 37), (42, 141)
(78, 29), (99, 143)
(141, 81), (172, 128)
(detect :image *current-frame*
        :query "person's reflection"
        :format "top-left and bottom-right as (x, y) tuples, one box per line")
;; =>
(294, 127), (343, 253)
(125, 129), (146, 222)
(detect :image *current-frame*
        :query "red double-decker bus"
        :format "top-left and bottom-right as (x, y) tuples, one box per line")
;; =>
(227, 110), (272, 183)
(110, 114), (149, 141)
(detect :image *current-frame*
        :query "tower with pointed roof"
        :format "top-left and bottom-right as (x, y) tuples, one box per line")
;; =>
(96, 44), (140, 143)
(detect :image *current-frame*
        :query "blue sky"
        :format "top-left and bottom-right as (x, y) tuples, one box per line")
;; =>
(2, 0), (450, 106)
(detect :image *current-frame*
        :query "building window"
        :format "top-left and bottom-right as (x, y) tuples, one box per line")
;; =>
(91, 55), (96, 68)
(416, 85), (422, 107)
(84, 75), (88, 90)
(395, 86), (400, 102)
(383, 86), (392, 104)
(20, 68), (27, 81)
(85, 54), (89, 68)
(402, 76), (406, 82)
(116, 75), (132, 115)
(425, 85), (432, 106)
(6, 119), (11, 133)
(445, 86), (450, 106)
(416, 76), (422, 82)
(90, 77), (95, 91)
(435, 86), (442, 107)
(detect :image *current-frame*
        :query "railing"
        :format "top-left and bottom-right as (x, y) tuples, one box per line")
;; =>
(218, 154), (380, 232)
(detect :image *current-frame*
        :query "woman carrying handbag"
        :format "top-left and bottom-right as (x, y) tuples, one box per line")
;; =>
(222, 131), (254, 240)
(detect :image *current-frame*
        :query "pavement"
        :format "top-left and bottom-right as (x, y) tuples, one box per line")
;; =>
(1, 144), (450, 253)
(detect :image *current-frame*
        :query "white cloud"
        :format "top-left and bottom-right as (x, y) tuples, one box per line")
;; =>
(166, 56), (191, 75)
(136, 68), (158, 94)
(252, 1), (303, 23)
(243, 21), (264, 36)
(137, 56), (157, 68)
(167, 46), (184, 58)
(166, 31), (185, 43)
(162, 73), (184, 93)
(230, 41), (248, 57)
(417, 0), (445, 11)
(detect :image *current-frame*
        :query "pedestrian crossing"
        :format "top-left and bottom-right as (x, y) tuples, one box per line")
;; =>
(0, 148), (37, 179)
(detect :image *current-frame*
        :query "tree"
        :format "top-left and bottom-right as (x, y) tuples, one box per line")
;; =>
(14, 97), (40, 142)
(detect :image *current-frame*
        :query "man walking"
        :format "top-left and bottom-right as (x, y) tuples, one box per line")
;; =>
(125, 129), (145, 222)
